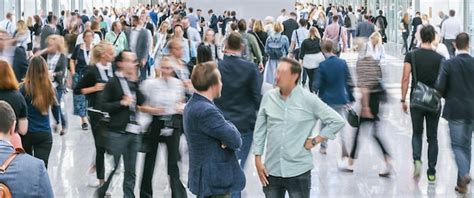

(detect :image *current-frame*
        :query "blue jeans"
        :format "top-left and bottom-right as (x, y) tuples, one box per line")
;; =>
(52, 87), (67, 128)
(347, 29), (356, 49)
(231, 131), (253, 198)
(263, 171), (311, 198)
(448, 119), (474, 181)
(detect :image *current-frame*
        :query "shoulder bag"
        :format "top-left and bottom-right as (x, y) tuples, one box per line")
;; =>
(409, 52), (441, 112)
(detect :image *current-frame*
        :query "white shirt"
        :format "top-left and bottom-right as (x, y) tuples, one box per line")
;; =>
(76, 33), (101, 46)
(140, 77), (185, 115)
(129, 27), (141, 53)
(0, 46), (16, 65)
(366, 42), (385, 60)
(0, 19), (15, 35)
(441, 17), (462, 40)
(276, 15), (288, 23)
(436, 43), (450, 60)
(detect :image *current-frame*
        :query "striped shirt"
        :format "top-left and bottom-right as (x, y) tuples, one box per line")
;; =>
(356, 57), (382, 91)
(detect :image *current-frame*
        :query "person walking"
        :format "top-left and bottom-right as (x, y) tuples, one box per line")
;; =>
(214, 32), (262, 198)
(401, 25), (444, 182)
(400, 13), (410, 54)
(20, 56), (56, 168)
(435, 32), (473, 194)
(440, 10), (462, 58)
(263, 23), (289, 86)
(300, 27), (324, 93)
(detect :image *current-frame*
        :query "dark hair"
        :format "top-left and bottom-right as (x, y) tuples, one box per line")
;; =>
(420, 25), (436, 43)
(455, 32), (469, 50)
(237, 19), (246, 31)
(0, 101), (15, 133)
(321, 40), (334, 53)
(188, 7), (194, 13)
(208, 9), (213, 14)
(348, 6), (353, 12)
(364, 15), (370, 20)
(191, 61), (219, 91)
(197, 9), (202, 12)
(115, 49), (133, 63)
(449, 9), (455, 17)
(280, 57), (302, 84)
(298, 19), (307, 27)
(416, 11), (421, 15)
(197, 43), (213, 64)
(131, 15), (140, 23)
(61, 10), (65, 16)
(230, 11), (236, 17)
(281, 9), (286, 13)
(47, 15), (57, 24)
(379, 10), (383, 15)
(290, 12), (297, 17)
(83, 30), (94, 39)
(227, 32), (243, 51)
(332, 15), (339, 22)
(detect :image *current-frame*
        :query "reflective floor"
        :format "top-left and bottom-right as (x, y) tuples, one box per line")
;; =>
(48, 51), (470, 197)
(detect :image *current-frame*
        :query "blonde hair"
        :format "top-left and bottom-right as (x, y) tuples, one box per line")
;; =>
(273, 22), (284, 33)
(308, 27), (320, 40)
(46, 35), (67, 54)
(369, 32), (382, 45)
(91, 41), (113, 65)
(421, 14), (429, 24)
(16, 20), (28, 34)
(253, 20), (264, 33)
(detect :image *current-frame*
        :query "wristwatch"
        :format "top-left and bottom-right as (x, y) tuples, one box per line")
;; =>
(400, 99), (406, 103)
(311, 138), (318, 146)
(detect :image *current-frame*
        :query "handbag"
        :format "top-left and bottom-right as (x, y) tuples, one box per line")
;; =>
(409, 52), (441, 112)
(346, 106), (360, 127)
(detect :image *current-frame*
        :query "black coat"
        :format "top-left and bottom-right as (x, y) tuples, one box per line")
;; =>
(436, 54), (474, 120)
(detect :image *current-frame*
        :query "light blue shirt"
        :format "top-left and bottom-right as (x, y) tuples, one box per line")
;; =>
(253, 86), (345, 177)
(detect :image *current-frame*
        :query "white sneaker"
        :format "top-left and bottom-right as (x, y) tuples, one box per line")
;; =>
(338, 158), (354, 172)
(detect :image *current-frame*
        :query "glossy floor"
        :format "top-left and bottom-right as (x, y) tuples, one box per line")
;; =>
(48, 52), (469, 197)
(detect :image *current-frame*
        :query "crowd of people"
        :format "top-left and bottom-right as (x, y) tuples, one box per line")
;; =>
(0, 1), (471, 197)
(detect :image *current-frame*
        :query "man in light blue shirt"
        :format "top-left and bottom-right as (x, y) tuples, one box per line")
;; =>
(253, 58), (345, 198)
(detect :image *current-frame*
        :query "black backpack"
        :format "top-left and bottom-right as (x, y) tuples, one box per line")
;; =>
(344, 15), (352, 28)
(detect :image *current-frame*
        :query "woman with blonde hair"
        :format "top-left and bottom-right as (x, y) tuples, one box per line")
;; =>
(251, 20), (268, 64)
(36, 35), (68, 135)
(14, 20), (31, 51)
(152, 20), (170, 62)
(263, 22), (289, 85)
(300, 26), (324, 92)
(202, 28), (223, 61)
(366, 32), (385, 60)
(74, 41), (115, 187)
(20, 56), (57, 168)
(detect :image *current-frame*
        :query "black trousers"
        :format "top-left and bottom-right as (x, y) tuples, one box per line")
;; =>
(263, 171), (311, 198)
(409, 32), (417, 50)
(410, 107), (440, 175)
(140, 117), (187, 198)
(350, 92), (390, 159)
(21, 132), (53, 168)
(96, 131), (140, 198)
(88, 110), (107, 180)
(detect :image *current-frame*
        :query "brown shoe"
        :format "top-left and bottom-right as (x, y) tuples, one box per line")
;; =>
(455, 175), (470, 194)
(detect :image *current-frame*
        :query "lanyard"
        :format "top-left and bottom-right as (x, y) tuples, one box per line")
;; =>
(83, 48), (91, 65)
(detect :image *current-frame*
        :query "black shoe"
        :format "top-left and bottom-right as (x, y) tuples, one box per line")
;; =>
(60, 129), (67, 136)
(82, 123), (89, 130)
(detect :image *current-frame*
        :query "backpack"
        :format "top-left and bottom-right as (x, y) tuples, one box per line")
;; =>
(344, 15), (352, 28)
(241, 33), (252, 61)
(267, 35), (284, 59)
(0, 148), (24, 198)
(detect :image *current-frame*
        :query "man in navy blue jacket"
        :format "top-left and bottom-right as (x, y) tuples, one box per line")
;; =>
(184, 62), (245, 198)
(435, 33), (474, 194)
(214, 32), (261, 198)
(314, 40), (355, 155)
(208, 9), (219, 35)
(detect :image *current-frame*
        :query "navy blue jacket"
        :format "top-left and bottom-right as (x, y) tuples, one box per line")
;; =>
(12, 47), (29, 82)
(314, 56), (355, 105)
(183, 93), (245, 197)
(215, 55), (262, 133)
(209, 14), (219, 34)
(0, 141), (53, 197)
(436, 53), (474, 120)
